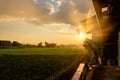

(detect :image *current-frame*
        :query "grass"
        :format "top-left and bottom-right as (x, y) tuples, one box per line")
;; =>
(0, 48), (87, 80)
(0, 48), (85, 55)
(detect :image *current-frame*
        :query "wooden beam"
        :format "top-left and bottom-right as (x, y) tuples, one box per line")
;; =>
(71, 63), (85, 80)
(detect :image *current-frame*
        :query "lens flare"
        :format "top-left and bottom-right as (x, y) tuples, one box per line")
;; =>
(78, 33), (86, 40)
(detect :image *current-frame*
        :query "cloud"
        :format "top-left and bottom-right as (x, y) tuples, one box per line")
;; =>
(0, 0), (92, 26)
(53, 0), (63, 6)
(33, 0), (37, 3)
(53, 0), (92, 25)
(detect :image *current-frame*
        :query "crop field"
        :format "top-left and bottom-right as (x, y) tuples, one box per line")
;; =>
(0, 48), (87, 80)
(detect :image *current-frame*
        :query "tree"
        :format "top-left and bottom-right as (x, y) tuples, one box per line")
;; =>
(12, 41), (21, 46)
(37, 42), (43, 47)
(0, 40), (12, 47)
(44, 41), (56, 47)
(25, 44), (36, 47)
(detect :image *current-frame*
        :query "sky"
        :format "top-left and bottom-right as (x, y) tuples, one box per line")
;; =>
(0, 0), (94, 45)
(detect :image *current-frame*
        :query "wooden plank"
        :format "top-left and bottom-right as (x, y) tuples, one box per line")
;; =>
(86, 66), (120, 80)
(71, 63), (85, 80)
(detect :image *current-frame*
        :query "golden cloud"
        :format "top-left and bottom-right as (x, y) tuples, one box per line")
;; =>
(0, 0), (92, 26)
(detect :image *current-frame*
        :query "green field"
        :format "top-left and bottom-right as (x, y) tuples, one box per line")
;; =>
(0, 48), (87, 80)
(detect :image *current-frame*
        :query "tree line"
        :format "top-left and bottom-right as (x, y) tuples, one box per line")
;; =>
(0, 40), (57, 48)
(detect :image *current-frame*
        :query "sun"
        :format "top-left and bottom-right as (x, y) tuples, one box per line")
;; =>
(78, 33), (86, 40)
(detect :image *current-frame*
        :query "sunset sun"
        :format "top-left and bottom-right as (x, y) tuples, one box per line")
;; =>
(78, 33), (86, 40)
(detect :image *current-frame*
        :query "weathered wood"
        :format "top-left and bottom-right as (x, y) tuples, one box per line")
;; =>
(86, 66), (120, 80)
(71, 63), (85, 80)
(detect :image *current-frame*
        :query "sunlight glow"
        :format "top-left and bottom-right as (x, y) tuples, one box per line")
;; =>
(78, 33), (86, 40)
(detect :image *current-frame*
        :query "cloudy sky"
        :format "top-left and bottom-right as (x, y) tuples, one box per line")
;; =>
(0, 0), (94, 45)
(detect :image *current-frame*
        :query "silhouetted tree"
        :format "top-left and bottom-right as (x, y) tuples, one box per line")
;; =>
(37, 42), (43, 47)
(45, 41), (49, 47)
(0, 40), (12, 47)
(25, 44), (36, 47)
(44, 41), (56, 47)
(12, 41), (21, 46)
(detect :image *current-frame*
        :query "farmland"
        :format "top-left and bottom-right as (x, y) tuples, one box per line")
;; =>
(0, 48), (88, 80)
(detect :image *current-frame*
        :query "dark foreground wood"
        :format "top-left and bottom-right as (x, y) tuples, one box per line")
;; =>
(86, 66), (120, 80)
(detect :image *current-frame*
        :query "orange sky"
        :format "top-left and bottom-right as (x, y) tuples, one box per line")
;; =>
(0, 0), (93, 45)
